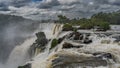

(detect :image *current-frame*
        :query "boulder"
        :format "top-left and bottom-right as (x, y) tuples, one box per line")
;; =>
(62, 42), (83, 49)
(48, 50), (109, 68)
(18, 63), (31, 68)
(29, 32), (48, 57)
(58, 36), (65, 44)
(67, 32), (92, 44)
(73, 32), (82, 40)
(93, 52), (113, 59)
(35, 32), (48, 46)
(83, 38), (92, 44)
(67, 32), (83, 40)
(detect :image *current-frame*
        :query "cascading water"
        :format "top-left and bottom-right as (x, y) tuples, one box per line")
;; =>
(2, 22), (120, 68)
(31, 23), (63, 68)
(6, 36), (36, 68)
(0, 23), (56, 68)
(30, 27), (120, 68)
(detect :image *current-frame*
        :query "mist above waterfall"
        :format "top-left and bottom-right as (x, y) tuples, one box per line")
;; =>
(0, 14), (39, 63)
(0, 14), (55, 68)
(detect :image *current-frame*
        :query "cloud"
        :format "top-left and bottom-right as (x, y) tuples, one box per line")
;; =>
(0, 0), (31, 7)
(37, 0), (60, 8)
(0, 0), (120, 20)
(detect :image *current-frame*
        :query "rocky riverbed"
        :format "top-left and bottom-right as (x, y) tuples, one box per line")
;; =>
(18, 24), (120, 68)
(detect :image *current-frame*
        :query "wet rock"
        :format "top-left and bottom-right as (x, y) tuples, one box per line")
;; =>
(62, 42), (83, 49)
(79, 34), (84, 40)
(113, 35), (120, 41)
(67, 32), (92, 44)
(114, 40), (120, 43)
(83, 38), (92, 44)
(67, 32), (83, 40)
(58, 36), (65, 44)
(74, 32), (82, 40)
(93, 52), (113, 59)
(29, 32), (48, 57)
(35, 32), (48, 46)
(49, 50), (108, 68)
(18, 63), (31, 68)
(86, 33), (91, 37)
(62, 27), (74, 31)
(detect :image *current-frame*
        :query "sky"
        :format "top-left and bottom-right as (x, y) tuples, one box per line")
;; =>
(0, 0), (120, 20)
(32, 0), (42, 2)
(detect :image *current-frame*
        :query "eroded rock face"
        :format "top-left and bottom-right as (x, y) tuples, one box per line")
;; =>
(47, 50), (115, 68)
(67, 32), (82, 40)
(29, 32), (48, 57)
(18, 63), (31, 68)
(83, 38), (92, 44)
(58, 36), (65, 44)
(93, 52), (113, 59)
(62, 42), (83, 49)
(35, 32), (48, 46)
(66, 32), (92, 44)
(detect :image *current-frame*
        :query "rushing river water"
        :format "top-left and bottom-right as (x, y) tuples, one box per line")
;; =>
(1, 23), (120, 68)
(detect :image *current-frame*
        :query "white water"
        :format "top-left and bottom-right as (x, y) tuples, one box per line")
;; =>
(31, 23), (63, 68)
(2, 23), (120, 68)
(30, 30), (120, 68)
(6, 36), (36, 68)
(0, 23), (56, 68)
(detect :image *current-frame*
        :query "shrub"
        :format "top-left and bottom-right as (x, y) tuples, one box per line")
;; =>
(62, 24), (74, 31)
(98, 22), (110, 31)
(50, 39), (58, 49)
(73, 28), (77, 32)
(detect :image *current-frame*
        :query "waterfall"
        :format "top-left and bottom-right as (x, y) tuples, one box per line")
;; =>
(30, 30), (120, 68)
(2, 22), (120, 68)
(5, 36), (36, 68)
(31, 23), (63, 68)
(0, 23), (56, 68)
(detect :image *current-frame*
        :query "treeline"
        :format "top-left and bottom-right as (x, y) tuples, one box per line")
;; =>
(56, 11), (120, 31)
(92, 11), (120, 25)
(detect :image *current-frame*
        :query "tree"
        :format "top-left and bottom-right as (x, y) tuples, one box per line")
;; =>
(57, 15), (69, 23)
(98, 22), (110, 31)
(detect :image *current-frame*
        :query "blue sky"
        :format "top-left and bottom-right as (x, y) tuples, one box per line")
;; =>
(32, 0), (42, 2)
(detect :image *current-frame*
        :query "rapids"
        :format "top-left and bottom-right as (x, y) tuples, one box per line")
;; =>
(1, 23), (120, 68)
(30, 24), (120, 68)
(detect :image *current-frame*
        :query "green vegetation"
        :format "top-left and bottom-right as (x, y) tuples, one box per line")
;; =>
(50, 39), (58, 49)
(61, 18), (110, 31)
(57, 11), (120, 31)
(62, 23), (74, 31)
(73, 28), (77, 32)
(97, 22), (110, 31)
(57, 15), (69, 23)
(91, 12), (120, 25)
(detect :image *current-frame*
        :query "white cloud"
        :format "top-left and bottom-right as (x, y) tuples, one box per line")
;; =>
(0, 0), (120, 20)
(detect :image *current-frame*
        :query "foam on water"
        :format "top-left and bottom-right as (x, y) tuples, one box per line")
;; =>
(31, 23), (63, 68)
(1, 23), (56, 68)
(4, 23), (120, 68)
(31, 31), (120, 68)
(5, 36), (36, 68)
